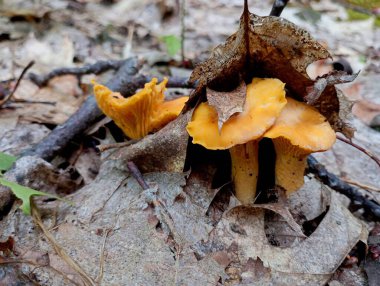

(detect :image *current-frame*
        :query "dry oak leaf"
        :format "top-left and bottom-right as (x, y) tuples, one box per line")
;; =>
(188, 2), (355, 137)
(204, 190), (367, 286)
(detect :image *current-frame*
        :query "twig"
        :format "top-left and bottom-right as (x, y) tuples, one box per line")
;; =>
(118, 74), (194, 97)
(97, 140), (138, 152)
(126, 161), (150, 190)
(337, 134), (380, 168)
(29, 59), (126, 87)
(0, 61), (34, 107)
(11, 98), (56, 105)
(270, 0), (290, 17)
(180, 0), (186, 62)
(307, 155), (380, 220)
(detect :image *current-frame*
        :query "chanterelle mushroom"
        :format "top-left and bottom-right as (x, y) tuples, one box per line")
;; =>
(93, 78), (188, 139)
(264, 97), (336, 194)
(187, 78), (286, 204)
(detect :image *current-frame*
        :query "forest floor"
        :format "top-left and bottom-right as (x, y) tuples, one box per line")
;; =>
(0, 0), (380, 285)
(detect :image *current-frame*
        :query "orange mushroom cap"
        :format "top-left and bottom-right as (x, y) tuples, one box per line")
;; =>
(93, 78), (188, 139)
(264, 97), (336, 193)
(186, 78), (287, 149)
(264, 97), (336, 152)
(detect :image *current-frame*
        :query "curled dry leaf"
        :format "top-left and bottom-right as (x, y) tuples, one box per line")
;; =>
(306, 71), (358, 137)
(111, 112), (191, 173)
(305, 71), (358, 105)
(187, 2), (355, 137)
(206, 82), (246, 130)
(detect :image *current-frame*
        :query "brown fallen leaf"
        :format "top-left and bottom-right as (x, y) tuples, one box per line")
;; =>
(200, 188), (367, 286)
(112, 112), (191, 173)
(187, 1), (355, 138)
(189, 3), (329, 92)
(251, 203), (305, 238)
(306, 71), (357, 137)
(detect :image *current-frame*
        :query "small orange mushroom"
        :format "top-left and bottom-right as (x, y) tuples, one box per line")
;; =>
(187, 78), (287, 204)
(93, 78), (188, 139)
(264, 97), (336, 194)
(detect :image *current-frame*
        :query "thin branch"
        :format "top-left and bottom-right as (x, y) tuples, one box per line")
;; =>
(307, 155), (380, 220)
(126, 161), (150, 190)
(270, 0), (290, 17)
(29, 59), (127, 87)
(337, 134), (380, 168)
(0, 61), (34, 107)
(11, 98), (56, 105)
(117, 74), (194, 97)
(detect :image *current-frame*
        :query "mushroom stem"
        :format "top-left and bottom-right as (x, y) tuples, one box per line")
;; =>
(272, 138), (308, 194)
(230, 141), (259, 204)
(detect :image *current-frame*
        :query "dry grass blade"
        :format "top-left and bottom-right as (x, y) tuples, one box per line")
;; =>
(95, 228), (112, 284)
(31, 202), (97, 286)
(342, 178), (380, 193)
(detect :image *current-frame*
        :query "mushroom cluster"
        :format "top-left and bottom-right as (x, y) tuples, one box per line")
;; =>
(186, 78), (336, 204)
(93, 78), (189, 140)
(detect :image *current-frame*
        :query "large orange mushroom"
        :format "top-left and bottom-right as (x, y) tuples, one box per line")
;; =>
(187, 77), (336, 204)
(187, 78), (287, 204)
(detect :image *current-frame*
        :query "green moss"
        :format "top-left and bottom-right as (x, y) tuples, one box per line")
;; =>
(347, 8), (371, 21)
(346, 0), (380, 10)
(375, 16), (380, 27)
(346, 8), (380, 27)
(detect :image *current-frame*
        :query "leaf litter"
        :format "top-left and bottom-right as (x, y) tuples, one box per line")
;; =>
(0, 156), (366, 285)
(0, 0), (376, 285)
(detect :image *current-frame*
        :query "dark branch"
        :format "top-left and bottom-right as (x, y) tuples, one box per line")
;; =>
(270, 0), (290, 17)
(23, 58), (142, 161)
(117, 74), (194, 98)
(29, 59), (126, 87)
(308, 155), (380, 220)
